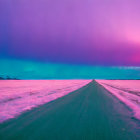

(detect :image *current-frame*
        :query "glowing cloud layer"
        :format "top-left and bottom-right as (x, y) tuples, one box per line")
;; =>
(0, 0), (140, 66)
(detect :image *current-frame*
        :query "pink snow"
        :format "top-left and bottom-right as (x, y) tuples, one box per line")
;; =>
(0, 80), (91, 123)
(96, 80), (140, 120)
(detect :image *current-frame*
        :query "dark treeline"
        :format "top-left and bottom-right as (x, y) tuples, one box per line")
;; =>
(0, 75), (20, 80)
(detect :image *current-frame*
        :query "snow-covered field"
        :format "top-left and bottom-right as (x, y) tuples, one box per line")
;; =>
(96, 80), (140, 120)
(0, 80), (91, 123)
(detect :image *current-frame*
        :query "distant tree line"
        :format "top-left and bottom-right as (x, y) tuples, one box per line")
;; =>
(0, 75), (20, 80)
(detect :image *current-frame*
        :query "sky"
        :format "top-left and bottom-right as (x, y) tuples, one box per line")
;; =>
(0, 0), (140, 79)
(0, 59), (140, 79)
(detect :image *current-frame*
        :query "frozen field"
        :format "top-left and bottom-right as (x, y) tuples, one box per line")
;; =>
(0, 80), (91, 122)
(96, 80), (140, 120)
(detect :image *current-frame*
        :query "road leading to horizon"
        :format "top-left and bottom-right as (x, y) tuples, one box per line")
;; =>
(0, 80), (140, 140)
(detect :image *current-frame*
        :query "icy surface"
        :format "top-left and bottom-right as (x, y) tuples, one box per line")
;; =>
(96, 80), (140, 120)
(0, 80), (91, 122)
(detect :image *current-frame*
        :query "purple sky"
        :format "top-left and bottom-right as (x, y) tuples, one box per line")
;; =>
(0, 0), (140, 66)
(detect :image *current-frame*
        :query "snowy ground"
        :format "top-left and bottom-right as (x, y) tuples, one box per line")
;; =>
(0, 80), (91, 123)
(96, 80), (140, 120)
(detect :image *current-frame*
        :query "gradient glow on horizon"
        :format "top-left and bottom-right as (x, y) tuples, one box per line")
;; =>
(0, 0), (140, 66)
(0, 59), (140, 79)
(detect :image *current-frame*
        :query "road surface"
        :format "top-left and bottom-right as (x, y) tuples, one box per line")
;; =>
(0, 80), (140, 140)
